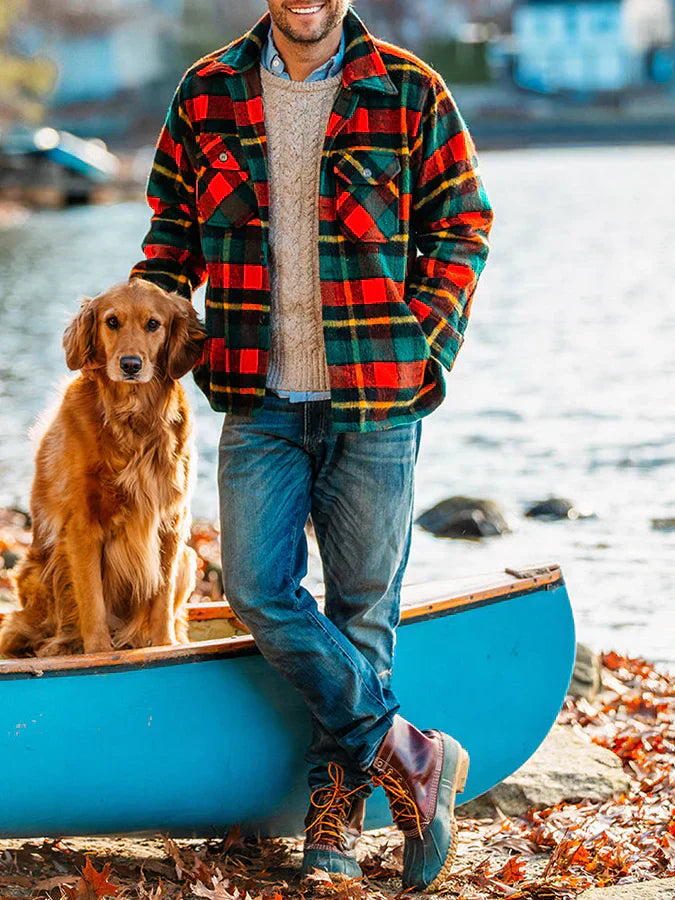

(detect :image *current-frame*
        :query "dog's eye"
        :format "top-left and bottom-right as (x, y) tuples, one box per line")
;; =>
(147, 319), (161, 332)
(106, 316), (119, 330)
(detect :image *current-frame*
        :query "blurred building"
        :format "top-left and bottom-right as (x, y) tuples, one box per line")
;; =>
(512, 0), (674, 94)
(12, 0), (183, 136)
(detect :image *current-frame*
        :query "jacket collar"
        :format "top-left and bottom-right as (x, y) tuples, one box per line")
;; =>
(196, 8), (397, 96)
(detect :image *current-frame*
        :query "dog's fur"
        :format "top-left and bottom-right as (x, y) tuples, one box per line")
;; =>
(0, 280), (207, 657)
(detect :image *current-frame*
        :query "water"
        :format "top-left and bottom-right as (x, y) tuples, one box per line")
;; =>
(0, 145), (673, 668)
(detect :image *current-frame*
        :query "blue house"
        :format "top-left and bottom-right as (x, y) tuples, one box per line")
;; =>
(512, 0), (643, 93)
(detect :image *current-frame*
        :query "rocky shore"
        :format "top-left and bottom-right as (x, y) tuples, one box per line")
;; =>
(0, 507), (673, 898)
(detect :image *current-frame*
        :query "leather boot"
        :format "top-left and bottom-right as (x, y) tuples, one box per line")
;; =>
(370, 715), (469, 892)
(302, 762), (367, 879)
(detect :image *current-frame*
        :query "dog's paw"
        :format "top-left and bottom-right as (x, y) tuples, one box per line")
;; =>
(149, 626), (177, 647)
(83, 633), (113, 655)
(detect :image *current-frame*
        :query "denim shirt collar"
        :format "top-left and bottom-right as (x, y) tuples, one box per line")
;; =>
(262, 24), (345, 81)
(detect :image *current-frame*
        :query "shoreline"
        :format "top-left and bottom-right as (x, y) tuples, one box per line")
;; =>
(0, 504), (673, 896)
(473, 117), (675, 151)
(1, 120), (673, 215)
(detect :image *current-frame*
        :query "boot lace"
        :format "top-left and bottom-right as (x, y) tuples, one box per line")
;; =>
(371, 767), (424, 839)
(305, 761), (364, 848)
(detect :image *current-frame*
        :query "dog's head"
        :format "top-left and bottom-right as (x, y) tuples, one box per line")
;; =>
(63, 280), (207, 383)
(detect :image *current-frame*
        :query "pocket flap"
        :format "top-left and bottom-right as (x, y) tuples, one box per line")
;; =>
(197, 134), (243, 171)
(195, 134), (257, 228)
(334, 150), (401, 186)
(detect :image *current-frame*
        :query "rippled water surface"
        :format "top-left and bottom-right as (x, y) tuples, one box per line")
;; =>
(0, 146), (673, 667)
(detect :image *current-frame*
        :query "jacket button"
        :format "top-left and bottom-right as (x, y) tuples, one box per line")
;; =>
(363, 167), (372, 178)
(219, 151), (229, 162)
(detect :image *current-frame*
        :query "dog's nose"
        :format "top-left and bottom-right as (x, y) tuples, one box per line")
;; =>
(120, 356), (143, 376)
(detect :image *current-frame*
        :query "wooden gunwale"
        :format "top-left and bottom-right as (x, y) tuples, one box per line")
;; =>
(0, 565), (562, 679)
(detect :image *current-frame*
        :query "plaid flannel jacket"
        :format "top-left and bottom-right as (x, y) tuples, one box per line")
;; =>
(130, 9), (494, 432)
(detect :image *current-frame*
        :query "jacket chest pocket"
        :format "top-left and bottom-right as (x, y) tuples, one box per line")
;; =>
(195, 134), (258, 228)
(334, 150), (401, 243)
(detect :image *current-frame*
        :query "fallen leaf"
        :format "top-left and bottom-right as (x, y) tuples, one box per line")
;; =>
(0, 873), (33, 887)
(61, 857), (118, 899)
(37, 873), (79, 890)
(191, 876), (240, 899)
(495, 856), (526, 884)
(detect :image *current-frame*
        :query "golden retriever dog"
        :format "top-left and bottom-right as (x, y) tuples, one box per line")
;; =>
(0, 280), (206, 657)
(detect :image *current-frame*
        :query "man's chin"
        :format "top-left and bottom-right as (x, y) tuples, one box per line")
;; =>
(274, 5), (343, 45)
(284, 31), (328, 44)
(277, 22), (332, 44)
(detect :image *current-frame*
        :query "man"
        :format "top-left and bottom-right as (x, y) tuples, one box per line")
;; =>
(131, 0), (493, 891)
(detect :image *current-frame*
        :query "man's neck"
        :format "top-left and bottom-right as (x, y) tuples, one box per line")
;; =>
(270, 22), (343, 81)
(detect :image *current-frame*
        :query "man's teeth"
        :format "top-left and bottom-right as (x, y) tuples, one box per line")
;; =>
(290, 5), (323, 13)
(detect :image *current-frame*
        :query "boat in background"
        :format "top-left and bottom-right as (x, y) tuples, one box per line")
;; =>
(0, 564), (575, 838)
(0, 125), (120, 207)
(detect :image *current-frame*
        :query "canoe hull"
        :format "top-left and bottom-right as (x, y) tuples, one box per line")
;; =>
(0, 579), (574, 837)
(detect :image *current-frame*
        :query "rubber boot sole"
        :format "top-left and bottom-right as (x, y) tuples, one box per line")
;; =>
(422, 743), (470, 894)
(301, 849), (362, 880)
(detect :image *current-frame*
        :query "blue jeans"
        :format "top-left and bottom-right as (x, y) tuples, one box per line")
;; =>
(217, 390), (422, 789)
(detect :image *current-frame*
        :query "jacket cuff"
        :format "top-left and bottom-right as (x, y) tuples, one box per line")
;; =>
(407, 297), (464, 371)
(129, 264), (194, 300)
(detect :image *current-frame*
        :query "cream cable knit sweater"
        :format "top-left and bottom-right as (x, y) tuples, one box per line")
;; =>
(260, 66), (342, 392)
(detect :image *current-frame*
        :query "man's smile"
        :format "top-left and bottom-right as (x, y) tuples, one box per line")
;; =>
(288, 4), (326, 15)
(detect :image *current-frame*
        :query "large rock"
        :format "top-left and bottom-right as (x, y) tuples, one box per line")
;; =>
(525, 497), (595, 520)
(652, 518), (675, 532)
(415, 497), (510, 539)
(486, 725), (629, 817)
(456, 792), (499, 819)
(568, 642), (602, 699)
(579, 880), (675, 899)
(1, 548), (20, 570)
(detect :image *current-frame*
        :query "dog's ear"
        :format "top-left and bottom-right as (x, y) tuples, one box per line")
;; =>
(166, 300), (207, 381)
(63, 298), (97, 371)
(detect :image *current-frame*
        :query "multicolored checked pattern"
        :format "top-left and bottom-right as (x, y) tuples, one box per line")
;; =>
(130, 8), (494, 432)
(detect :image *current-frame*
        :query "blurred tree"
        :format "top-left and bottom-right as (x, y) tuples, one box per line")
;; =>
(355, 0), (474, 50)
(355, 0), (494, 83)
(0, 0), (57, 125)
(355, 0), (412, 45)
(181, 0), (267, 64)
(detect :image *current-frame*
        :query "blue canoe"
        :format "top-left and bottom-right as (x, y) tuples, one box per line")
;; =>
(0, 564), (575, 838)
